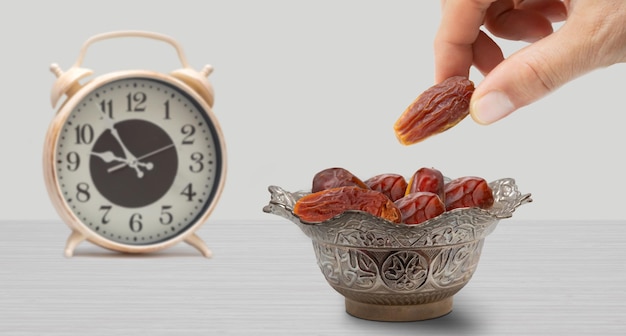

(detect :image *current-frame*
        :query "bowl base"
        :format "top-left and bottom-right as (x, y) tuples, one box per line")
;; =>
(345, 297), (453, 322)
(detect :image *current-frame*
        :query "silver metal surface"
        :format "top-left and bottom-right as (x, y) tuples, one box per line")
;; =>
(263, 179), (532, 321)
(1, 220), (625, 335)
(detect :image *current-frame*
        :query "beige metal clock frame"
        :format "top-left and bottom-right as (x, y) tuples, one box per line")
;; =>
(43, 30), (226, 258)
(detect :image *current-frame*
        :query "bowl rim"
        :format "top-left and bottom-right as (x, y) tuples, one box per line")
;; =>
(263, 178), (532, 248)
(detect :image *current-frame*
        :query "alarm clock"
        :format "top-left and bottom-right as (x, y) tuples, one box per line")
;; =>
(43, 31), (227, 258)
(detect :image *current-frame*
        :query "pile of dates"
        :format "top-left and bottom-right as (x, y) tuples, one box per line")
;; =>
(294, 167), (494, 225)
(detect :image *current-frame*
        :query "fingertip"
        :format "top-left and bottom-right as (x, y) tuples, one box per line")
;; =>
(485, 7), (555, 42)
(470, 90), (516, 125)
(517, 0), (568, 22)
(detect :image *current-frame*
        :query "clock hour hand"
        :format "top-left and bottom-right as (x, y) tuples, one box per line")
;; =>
(91, 150), (151, 178)
(91, 150), (128, 164)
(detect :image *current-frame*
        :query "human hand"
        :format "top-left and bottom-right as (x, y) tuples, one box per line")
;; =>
(434, 0), (626, 124)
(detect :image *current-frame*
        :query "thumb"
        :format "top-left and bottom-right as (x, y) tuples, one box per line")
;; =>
(469, 23), (600, 125)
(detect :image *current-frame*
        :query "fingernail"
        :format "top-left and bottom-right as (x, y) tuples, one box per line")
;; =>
(471, 91), (515, 125)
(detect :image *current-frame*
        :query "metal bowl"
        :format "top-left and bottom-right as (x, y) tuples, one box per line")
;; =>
(263, 178), (532, 322)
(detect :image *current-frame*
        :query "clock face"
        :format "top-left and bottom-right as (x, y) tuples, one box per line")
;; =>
(52, 75), (224, 246)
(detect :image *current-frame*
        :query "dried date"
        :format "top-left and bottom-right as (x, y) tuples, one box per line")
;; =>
(364, 173), (407, 202)
(394, 76), (474, 145)
(394, 192), (445, 225)
(444, 176), (494, 210)
(406, 167), (445, 200)
(294, 186), (402, 223)
(311, 167), (368, 193)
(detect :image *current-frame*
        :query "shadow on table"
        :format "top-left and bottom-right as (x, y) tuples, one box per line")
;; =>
(69, 247), (206, 259)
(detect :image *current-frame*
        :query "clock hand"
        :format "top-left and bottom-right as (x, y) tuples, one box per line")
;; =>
(97, 105), (145, 178)
(108, 126), (140, 164)
(92, 150), (149, 178)
(136, 143), (175, 161)
(91, 150), (128, 164)
(107, 143), (175, 173)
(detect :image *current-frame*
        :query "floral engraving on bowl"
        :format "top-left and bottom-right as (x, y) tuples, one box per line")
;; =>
(313, 242), (484, 297)
(313, 242), (378, 290)
(382, 250), (429, 291)
(336, 226), (399, 248)
(417, 223), (476, 247)
(431, 240), (482, 288)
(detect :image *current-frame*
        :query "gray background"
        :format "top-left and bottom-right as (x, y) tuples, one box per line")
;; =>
(3, 0), (625, 222)
(2, 2), (626, 335)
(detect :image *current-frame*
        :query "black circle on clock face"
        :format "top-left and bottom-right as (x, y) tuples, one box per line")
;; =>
(90, 119), (178, 208)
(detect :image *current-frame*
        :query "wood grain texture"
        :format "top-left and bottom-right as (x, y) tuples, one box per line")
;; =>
(1, 220), (625, 335)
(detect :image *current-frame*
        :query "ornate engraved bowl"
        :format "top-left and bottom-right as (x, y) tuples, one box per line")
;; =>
(263, 178), (531, 322)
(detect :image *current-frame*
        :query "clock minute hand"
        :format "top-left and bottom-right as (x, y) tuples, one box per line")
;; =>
(97, 107), (146, 178)
(107, 124), (139, 163)
(107, 128), (149, 178)
(107, 143), (174, 173)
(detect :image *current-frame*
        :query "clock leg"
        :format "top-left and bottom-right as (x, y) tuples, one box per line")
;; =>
(185, 233), (212, 258)
(64, 230), (86, 258)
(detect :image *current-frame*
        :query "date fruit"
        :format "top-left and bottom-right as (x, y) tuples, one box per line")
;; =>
(364, 173), (408, 202)
(294, 186), (402, 223)
(444, 176), (494, 210)
(297, 167), (497, 225)
(394, 192), (446, 225)
(394, 76), (474, 145)
(406, 167), (445, 200)
(312, 167), (368, 193)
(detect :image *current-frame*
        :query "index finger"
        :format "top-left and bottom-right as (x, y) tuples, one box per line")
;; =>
(434, 0), (498, 82)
